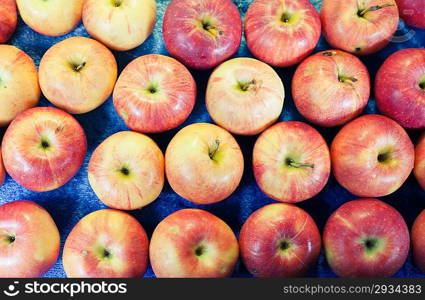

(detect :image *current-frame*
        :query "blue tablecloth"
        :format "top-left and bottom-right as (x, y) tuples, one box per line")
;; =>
(1, 0), (424, 278)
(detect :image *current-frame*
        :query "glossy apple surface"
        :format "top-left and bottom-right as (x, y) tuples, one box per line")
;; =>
(39, 36), (117, 114)
(245, 0), (321, 67)
(331, 114), (414, 197)
(150, 209), (239, 278)
(0, 149), (5, 186)
(396, 0), (425, 28)
(292, 50), (370, 127)
(414, 133), (425, 190)
(63, 209), (149, 278)
(0, 200), (60, 278)
(206, 57), (284, 136)
(0, 0), (17, 43)
(113, 54), (196, 133)
(163, 0), (242, 70)
(2, 107), (87, 192)
(412, 210), (425, 273)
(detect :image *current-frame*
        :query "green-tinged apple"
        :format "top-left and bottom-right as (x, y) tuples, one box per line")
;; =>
(113, 54), (196, 133)
(396, 0), (425, 28)
(2, 107), (87, 192)
(0, 0), (17, 43)
(88, 131), (164, 210)
(63, 209), (149, 278)
(39, 37), (117, 114)
(253, 121), (330, 203)
(414, 133), (425, 189)
(0, 200), (60, 278)
(150, 209), (239, 278)
(0, 148), (5, 186)
(165, 123), (244, 204)
(206, 57), (284, 136)
(331, 114), (414, 197)
(412, 210), (425, 273)
(324, 198), (409, 277)
(292, 50), (370, 127)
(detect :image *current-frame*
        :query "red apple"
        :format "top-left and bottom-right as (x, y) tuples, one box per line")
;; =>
(206, 57), (285, 136)
(396, 0), (425, 28)
(412, 210), (425, 273)
(331, 114), (414, 197)
(414, 133), (425, 189)
(0, 0), (17, 43)
(0, 148), (5, 186)
(239, 203), (321, 277)
(292, 50), (370, 127)
(253, 121), (330, 203)
(63, 209), (149, 278)
(324, 198), (409, 277)
(0, 200), (60, 278)
(113, 54), (196, 133)
(375, 48), (425, 129)
(244, 0), (321, 68)
(163, 0), (242, 70)
(150, 209), (239, 278)
(321, 0), (399, 55)
(2, 107), (87, 192)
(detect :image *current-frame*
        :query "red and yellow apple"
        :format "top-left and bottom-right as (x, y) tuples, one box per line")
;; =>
(0, 0), (17, 43)
(412, 210), (425, 273)
(396, 0), (425, 28)
(414, 133), (425, 189)
(0, 148), (5, 186)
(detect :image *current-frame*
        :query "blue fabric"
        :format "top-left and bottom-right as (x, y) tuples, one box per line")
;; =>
(0, 0), (424, 278)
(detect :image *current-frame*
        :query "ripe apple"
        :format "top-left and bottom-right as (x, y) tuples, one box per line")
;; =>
(0, 0), (17, 43)
(88, 131), (164, 210)
(321, 0), (399, 55)
(244, 0), (321, 68)
(113, 54), (196, 133)
(0, 148), (5, 186)
(83, 0), (156, 51)
(0, 45), (40, 127)
(324, 198), (409, 277)
(239, 203), (321, 277)
(415, 133), (425, 190)
(165, 123), (244, 204)
(412, 210), (425, 273)
(16, 0), (83, 36)
(206, 57), (285, 136)
(63, 209), (149, 278)
(0, 200), (60, 278)
(163, 0), (242, 70)
(253, 121), (330, 203)
(2, 107), (87, 192)
(292, 50), (370, 127)
(375, 48), (425, 129)
(331, 114), (414, 197)
(150, 209), (239, 278)
(396, 0), (425, 28)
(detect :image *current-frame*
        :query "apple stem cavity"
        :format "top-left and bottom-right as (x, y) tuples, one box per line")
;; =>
(200, 19), (223, 36)
(358, 4), (394, 17)
(5, 234), (15, 244)
(120, 166), (130, 176)
(279, 239), (291, 251)
(70, 61), (86, 73)
(111, 0), (123, 7)
(208, 139), (221, 160)
(194, 245), (205, 257)
(323, 51), (337, 57)
(285, 157), (314, 169)
(338, 75), (358, 83)
(238, 79), (257, 92)
(419, 80), (425, 91)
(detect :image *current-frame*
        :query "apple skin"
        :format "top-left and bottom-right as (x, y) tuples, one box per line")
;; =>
(239, 203), (321, 277)
(414, 133), (425, 189)
(292, 50), (370, 127)
(253, 121), (330, 203)
(324, 198), (409, 277)
(412, 210), (425, 273)
(331, 114), (414, 197)
(321, 0), (399, 55)
(206, 57), (285, 136)
(244, 0), (321, 68)
(165, 123), (244, 204)
(150, 209), (239, 278)
(375, 48), (425, 129)
(113, 54), (196, 133)
(2, 107), (87, 192)
(63, 209), (149, 278)
(0, 0), (17, 43)
(163, 0), (242, 70)
(88, 131), (164, 210)
(16, 0), (83, 36)
(396, 0), (425, 28)
(0, 200), (60, 278)
(0, 148), (5, 186)
(83, 0), (156, 51)
(0, 45), (40, 127)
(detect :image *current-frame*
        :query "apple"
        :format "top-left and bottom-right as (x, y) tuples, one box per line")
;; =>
(63, 209), (149, 278)
(39, 37), (117, 114)
(83, 0), (156, 51)
(414, 133), (425, 190)
(2, 107), (87, 192)
(244, 0), (321, 68)
(0, 200), (60, 278)
(396, 0), (425, 28)
(88, 131), (164, 210)
(206, 57), (285, 136)
(163, 0), (242, 70)
(0, 45), (40, 127)
(165, 123), (244, 204)
(331, 114), (414, 197)
(150, 209), (239, 278)
(0, 148), (5, 186)
(0, 0), (17, 43)
(292, 50), (370, 127)
(113, 54), (196, 133)
(321, 0), (399, 55)
(16, 0), (83, 36)
(375, 48), (425, 129)
(412, 210), (425, 273)
(324, 198), (409, 277)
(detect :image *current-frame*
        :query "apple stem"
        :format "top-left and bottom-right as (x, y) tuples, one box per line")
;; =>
(208, 139), (221, 160)
(286, 158), (314, 169)
(338, 75), (358, 83)
(359, 4), (394, 17)
(239, 79), (257, 92)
